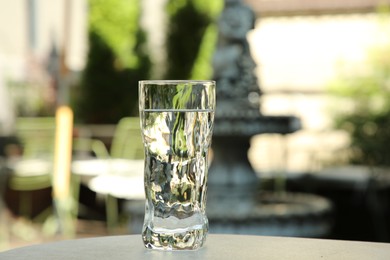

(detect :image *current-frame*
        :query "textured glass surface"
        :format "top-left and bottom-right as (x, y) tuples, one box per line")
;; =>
(139, 80), (215, 250)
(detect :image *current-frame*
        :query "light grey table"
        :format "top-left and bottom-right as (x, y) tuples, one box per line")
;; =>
(1, 234), (390, 260)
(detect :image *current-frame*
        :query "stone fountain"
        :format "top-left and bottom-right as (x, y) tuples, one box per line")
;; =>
(126, 0), (332, 237)
(206, 0), (332, 237)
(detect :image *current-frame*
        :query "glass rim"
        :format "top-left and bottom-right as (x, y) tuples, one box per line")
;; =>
(139, 80), (215, 85)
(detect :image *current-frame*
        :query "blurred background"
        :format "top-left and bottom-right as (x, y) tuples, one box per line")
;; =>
(1, 0), (390, 251)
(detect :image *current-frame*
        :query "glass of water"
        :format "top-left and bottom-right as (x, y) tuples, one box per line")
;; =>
(139, 80), (215, 250)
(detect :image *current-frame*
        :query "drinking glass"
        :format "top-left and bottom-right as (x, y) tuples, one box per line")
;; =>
(139, 80), (216, 250)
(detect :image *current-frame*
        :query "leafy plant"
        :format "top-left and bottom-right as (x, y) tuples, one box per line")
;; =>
(164, 0), (223, 80)
(73, 0), (151, 124)
(329, 16), (390, 166)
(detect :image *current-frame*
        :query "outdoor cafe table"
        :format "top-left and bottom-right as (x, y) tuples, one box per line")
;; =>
(1, 234), (389, 259)
(71, 158), (144, 177)
(71, 158), (145, 200)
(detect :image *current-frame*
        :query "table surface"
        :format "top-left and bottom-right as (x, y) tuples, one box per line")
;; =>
(1, 234), (390, 260)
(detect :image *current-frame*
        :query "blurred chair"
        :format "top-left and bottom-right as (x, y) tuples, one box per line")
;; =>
(7, 118), (101, 235)
(110, 117), (144, 160)
(8, 117), (56, 220)
(47, 136), (107, 236)
(87, 117), (144, 232)
(71, 136), (109, 215)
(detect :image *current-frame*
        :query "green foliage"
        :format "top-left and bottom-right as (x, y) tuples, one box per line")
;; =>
(191, 24), (219, 79)
(329, 24), (390, 166)
(336, 112), (390, 166)
(74, 0), (222, 123)
(164, 0), (223, 80)
(88, 0), (140, 69)
(74, 0), (150, 124)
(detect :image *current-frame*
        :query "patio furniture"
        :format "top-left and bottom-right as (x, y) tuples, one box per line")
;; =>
(74, 117), (144, 231)
(7, 117), (56, 219)
(7, 117), (101, 236)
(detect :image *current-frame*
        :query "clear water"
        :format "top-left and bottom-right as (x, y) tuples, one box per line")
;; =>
(141, 109), (214, 250)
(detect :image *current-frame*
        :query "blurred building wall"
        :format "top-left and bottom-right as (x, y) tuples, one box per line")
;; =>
(0, 0), (87, 77)
(245, 4), (390, 173)
(0, 0), (87, 121)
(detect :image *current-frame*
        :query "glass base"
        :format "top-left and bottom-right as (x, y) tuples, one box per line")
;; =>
(142, 225), (207, 250)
